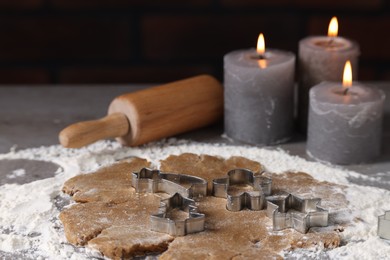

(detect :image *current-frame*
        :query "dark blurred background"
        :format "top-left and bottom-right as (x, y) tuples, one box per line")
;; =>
(0, 0), (389, 84)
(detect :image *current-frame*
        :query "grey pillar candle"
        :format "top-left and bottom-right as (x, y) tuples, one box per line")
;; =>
(224, 35), (295, 145)
(307, 82), (385, 165)
(298, 17), (360, 131)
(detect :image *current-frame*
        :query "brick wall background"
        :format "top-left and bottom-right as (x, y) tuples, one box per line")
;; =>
(0, 0), (388, 84)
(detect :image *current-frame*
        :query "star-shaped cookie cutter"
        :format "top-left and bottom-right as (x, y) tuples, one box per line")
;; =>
(150, 192), (205, 236)
(212, 168), (272, 211)
(378, 210), (390, 240)
(132, 168), (207, 236)
(132, 168), (207, 200)
(266, 192), (328, 233)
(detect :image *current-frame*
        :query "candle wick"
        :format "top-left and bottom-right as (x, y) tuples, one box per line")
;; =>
(328, 38), (334, 47)
(343, 88), (349, 95)
(252, 54), (266, 60)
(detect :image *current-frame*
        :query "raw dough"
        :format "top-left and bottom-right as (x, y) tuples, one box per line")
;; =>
(62, 157), (150, 203)
(60, 197), (174, 257)
(159, 154), (345, 259)
(60, 158), (174, 258)
(60, 154), (347, 259)
(160, 153), (264, 192)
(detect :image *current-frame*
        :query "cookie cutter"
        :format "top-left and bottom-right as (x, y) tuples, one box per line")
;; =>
(132, 168), (207, 236)
(266, 193), (328, 233)
(132, 168), (207, 200)
(378, 210), (390, 240)
(150, 192), (205, 236)
(212, 168), (272, 211)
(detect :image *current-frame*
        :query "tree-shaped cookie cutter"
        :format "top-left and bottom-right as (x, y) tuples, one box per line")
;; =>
(132, 168), (207, 236)
(378, 210), (390, 240)
(132, 168), (207, 200)
(150, 192), (205, 236)
(212, 168), (272, 211)
(266, 192), (328, 233)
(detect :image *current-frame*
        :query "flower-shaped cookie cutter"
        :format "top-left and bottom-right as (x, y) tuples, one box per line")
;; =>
(378, 210), (390, 240)
(132, 168), (207, 200)
(212, 168), (272, 211)
(150, 192), (205, 236)
(266, 192), (328, 233)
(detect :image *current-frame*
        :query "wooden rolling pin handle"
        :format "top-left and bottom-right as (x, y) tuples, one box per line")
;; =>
(59, 113), (130, 148)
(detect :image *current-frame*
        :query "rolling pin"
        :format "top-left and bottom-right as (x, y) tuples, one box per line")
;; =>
(59, 75), (223, 148)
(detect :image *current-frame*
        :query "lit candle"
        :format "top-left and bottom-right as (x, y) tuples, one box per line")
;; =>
(307, 61), (386, 165)
(224, 33), (295, 145)
(298, 17), (360, 131)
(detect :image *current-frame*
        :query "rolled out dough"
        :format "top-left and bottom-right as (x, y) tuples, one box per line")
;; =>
(60, 154), (348, 259)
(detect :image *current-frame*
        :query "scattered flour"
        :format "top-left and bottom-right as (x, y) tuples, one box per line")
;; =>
(0, 233), (31, 252)
(0, 139), (389, 259)
(6, 169), (26, 179)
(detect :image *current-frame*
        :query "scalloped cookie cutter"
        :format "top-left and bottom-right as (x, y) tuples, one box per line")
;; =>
(266, 192), (328, 233)
(132, 168), (207, 200)
(150, 192), (205, 236)
(212, 168), (272, 211)
(378, 211), (390, 240)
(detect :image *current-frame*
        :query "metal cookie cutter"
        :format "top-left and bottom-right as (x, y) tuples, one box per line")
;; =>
(212, 168), (272, 211)
(151, 192), (205, 236)
(132, 168), (207, 200)
(266, 193), (328, 233)
(378, 210), (390, 240)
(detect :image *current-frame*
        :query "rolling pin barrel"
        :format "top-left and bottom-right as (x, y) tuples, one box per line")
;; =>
(59, 75), (223, 148)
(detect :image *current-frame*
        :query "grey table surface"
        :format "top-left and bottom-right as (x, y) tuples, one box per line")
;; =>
(0, 83), (389, 190)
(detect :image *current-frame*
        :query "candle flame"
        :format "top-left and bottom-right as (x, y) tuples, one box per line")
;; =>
(343, 60), (352, 88)
(257, 33), (265, 56)
(328, 17), (338, 37)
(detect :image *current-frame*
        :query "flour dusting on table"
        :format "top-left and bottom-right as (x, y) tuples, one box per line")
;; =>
(6, 169), (26, 179)
(0, 139), (389, 259)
